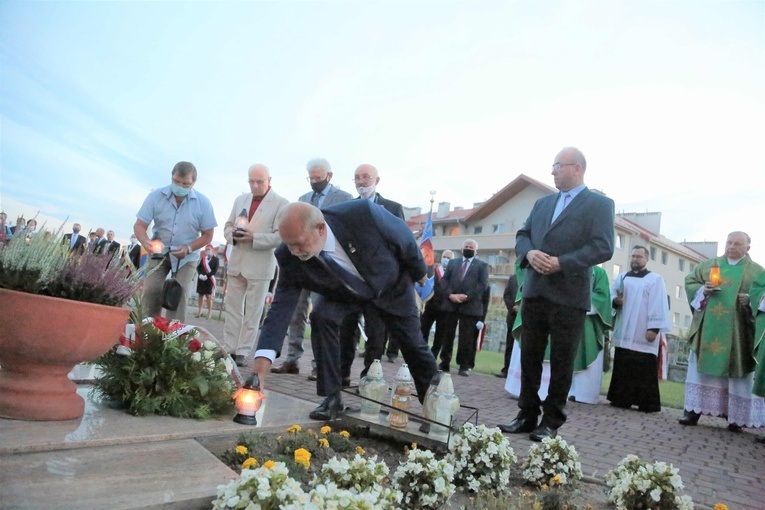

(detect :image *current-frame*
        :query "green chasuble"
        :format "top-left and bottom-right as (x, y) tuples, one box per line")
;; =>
(750, 271), (765, 396)
(685, 255), (764, 377)
(512, 265), (611, 371)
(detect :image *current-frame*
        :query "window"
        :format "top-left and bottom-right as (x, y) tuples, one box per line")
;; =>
(449, 227), (460, 236)
(616, 234), (624, 249)
(650, 247), (656, 260)
(612, 264), (622, 279)
(684, 315), (691, 328)
(473, 226), (483, 235)
(673, 312), (680, 326)
(492, 224), (505, 233)
(678, 259), (685, 271)
(661, 251), (668, 265)
(675, 285), (682, 299)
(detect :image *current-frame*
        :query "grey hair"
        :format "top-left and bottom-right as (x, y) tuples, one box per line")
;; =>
(306, 158), (331, 175)
(277, 202), (325, 234)
(728, 231), (751, 245)
(464, 238), (478, 248)
(248, 164), (270, 177)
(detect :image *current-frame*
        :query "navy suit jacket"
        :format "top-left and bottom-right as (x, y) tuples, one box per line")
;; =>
(440, 257), (489, 317)
(257, 200), (426, 356)
(515, 187), (614, 310)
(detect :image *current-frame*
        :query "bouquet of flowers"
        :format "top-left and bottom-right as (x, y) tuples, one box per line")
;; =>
(521, 436), (582, 487)
(605, 454), (694, 510)
(446, 423), (517, 493)
(392, 445), (455, 509)
(91, 314), (236, 418)
(212, 461), (306, 510)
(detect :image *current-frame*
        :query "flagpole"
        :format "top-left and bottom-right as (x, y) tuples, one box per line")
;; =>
(429, 189), (435, 215)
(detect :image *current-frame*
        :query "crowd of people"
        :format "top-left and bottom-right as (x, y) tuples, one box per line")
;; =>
(3, 147), (764, 444)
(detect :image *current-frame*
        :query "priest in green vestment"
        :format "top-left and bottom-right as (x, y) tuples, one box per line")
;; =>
(679, 231), (765, 431)
(750, 271), (765, 398)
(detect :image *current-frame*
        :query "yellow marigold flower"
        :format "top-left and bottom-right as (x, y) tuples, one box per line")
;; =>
(355, 445), (365, 455)
(286, 424), (302, 434)
(241, 457), (257, 470)
(540, 484), (549, 491)
(294, 448), (311, 469)
(551, 475), (562, 485)
(307, 428), (315, 435)
(339, 430), (350, 438)
(586, 505), (594, 510)
(524, 490), (533, 497)
(235, 445), (248, 455)
(714, 505), (728, 510)
(404, 445), (409, 455)
(318, 438), (329, 448)
(263, 460), (276, 469)
(411, 442), (417, 450)
(320, 426), (332, 435)
(533, 502), (542, 510)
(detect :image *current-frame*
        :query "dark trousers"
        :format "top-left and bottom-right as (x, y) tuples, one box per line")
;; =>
(519, 298), (585, 428)
(502, 317), (516, 371)
(313, 296), (437, 400)
(433, 312), (480, 370)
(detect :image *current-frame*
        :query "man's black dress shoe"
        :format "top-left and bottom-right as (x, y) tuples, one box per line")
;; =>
(497, 416), (538, 434)
(309, 393), (343, 421)
(678, 409), (700, 426)
(529, 423), (558, 442)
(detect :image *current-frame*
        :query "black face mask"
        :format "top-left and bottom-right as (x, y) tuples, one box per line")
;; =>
(310, 179), (329, 194)
(462, 249), (475, 259)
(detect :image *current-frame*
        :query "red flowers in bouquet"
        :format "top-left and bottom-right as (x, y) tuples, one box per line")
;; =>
(154, 316), (183, 333)
(188, 338), (202, 353)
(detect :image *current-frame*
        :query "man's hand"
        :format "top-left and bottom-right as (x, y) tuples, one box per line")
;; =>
(645, 330), (658, 343)
(253, 357), (273, 388)
(449, 293), (468, 303)
(613, 290), (624, 307)
(417, 276), (427, 286)
(527, 250), (561, 275)
(738, 293), (751, 307)
(234, 230), (254, 244)
(170, 245), (192, 259)
(703, 281), (720, 296)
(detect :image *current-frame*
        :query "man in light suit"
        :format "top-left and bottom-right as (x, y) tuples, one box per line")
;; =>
(433, 240), (489, 376)
(223, 164), (289, 366)
(499, 147), (614, 441)
(271, 158), (353, 376)
(253, 201), (438, 420)
(62, 223), (87, 254)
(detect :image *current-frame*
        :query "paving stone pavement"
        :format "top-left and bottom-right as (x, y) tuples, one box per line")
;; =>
(191, 315), (765, 509)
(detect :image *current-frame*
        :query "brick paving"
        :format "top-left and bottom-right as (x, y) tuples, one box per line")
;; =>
(192, 315), (765, 509)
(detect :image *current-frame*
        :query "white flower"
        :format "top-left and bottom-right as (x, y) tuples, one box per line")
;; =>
(521, 436), (582, 487)
(445, 424), (516, 494)
(606, 455), (694, 510)
(191, 351), (202, 362)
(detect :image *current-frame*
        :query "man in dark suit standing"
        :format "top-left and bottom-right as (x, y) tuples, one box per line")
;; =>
(92, 228), (108, 254)
(498, 147), (614, 441)
(62, 223), (87, 254)
(434, 239), (489, 376)
(253, 201), (438, 420)
(344, 163), (407, 376)
(420, 250), (454, 344)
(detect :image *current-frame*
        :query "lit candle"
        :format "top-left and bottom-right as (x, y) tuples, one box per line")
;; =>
(709, 261), (721, 287)
(148, 239), (165, 254)
(233, 375), (264, 425)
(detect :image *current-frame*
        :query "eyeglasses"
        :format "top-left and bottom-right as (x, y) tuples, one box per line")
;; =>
(353, 174), (375, 183)
(551, 162), (577, 171)
(306, 176), (327, 183)
(248, 179), (269, 185)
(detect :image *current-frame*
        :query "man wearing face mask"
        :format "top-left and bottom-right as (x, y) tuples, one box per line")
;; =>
(63, 223), (87, 254)
(223, 164), (289, 366)
(272, 158), (352, 377)
(435, 239), (489, 376)
(134, 161), (217, 322)
(341, 164), (407, 379)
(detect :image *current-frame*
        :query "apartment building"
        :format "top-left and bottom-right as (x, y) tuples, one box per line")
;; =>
(406, 174), (712, 345)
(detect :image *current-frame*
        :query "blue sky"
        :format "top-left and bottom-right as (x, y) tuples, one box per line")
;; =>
(1, 1), (763, 260)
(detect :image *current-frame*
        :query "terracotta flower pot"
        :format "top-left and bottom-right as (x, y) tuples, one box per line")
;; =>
(0, 289), (129, 420)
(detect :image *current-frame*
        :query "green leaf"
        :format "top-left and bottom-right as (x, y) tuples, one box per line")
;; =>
(194, 375), (209, 396)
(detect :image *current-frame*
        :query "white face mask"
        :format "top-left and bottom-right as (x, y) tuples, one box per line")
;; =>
(356, 183), (376, 198)
(441, 258), (452, 267)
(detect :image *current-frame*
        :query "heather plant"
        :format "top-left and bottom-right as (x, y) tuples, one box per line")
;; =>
(0, 224), (143, 307)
